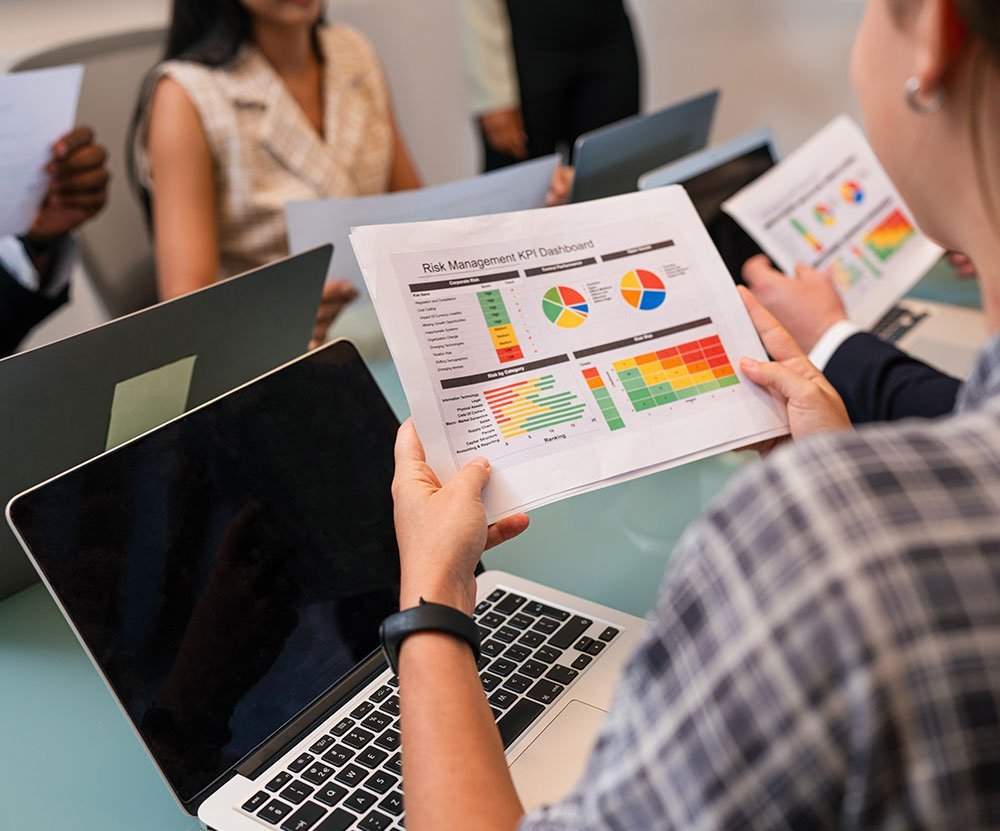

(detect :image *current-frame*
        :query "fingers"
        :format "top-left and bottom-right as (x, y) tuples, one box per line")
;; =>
(55, 166), (109, 195)
(741, 254), (785, 290)
(452, 455), (491, 496)
(52, 125), (95, 159)
(737, 286), (807, 364)
(393, 419), (426, 469)
(739, 356), (820, 402)
(48, 142), (107, 177)
(485, 513), (530, 550)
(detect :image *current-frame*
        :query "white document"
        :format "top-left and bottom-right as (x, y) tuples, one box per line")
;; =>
(286, 154), (560, 301)
(723, 115), (943, 329)
(351, 187), (789, 520)
(0, 65), (85, 236)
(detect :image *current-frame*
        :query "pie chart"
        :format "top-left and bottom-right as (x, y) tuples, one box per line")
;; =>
(620, 270), (666, 311)
(841, 180), (865, 205)
(543, 286), (589, 329)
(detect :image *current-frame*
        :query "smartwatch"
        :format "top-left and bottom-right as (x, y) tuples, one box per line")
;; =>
(379, 598), (481, 675)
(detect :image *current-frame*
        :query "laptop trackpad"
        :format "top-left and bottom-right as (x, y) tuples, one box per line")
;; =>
(509, 699), (607, 813)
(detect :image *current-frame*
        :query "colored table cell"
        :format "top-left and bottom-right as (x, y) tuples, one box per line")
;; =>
(582, 367), (600, 379)
(613, 358), (638, 372)
(635, 353), (659, 365)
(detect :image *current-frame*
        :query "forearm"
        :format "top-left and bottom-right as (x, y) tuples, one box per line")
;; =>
(399, 631), (524, 831)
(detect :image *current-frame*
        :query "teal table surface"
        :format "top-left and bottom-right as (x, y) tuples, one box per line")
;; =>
(0, 260), (977, 828)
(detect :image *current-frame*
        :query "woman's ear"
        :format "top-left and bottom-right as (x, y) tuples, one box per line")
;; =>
(911, 0), (969, 94)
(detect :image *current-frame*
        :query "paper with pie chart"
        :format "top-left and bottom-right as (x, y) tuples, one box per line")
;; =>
(351, 187), (789, 520)
(722, 115), (943, 329)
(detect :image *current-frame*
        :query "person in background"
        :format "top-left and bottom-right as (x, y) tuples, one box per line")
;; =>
(387, 0), (1000, 827)
(1, 126), (109, 357)
(458, 0), (641, 172)
(132, 0), (422, 349)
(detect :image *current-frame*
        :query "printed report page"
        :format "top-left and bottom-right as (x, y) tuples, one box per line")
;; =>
(352, 187), (789, 520)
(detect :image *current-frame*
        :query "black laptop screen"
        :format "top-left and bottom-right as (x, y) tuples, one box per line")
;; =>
(8, 343), (401, 804)
(680, 143), (777, 283)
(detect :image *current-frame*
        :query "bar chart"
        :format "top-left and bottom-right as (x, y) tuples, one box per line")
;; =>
(483, 375), (587, 439)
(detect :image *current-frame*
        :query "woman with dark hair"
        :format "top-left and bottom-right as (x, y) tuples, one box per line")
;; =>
(133, 0), (421, 347)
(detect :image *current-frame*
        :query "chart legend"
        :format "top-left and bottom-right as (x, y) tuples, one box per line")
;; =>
(582, 368), (625, 431)
(543, 286), (590, 329)
(483, 375), (587, 439)
(620, 269), (666, 311)
(478, 289), (524, 364)
(612, 335), (738, 412)
(864, 209), (915, 262)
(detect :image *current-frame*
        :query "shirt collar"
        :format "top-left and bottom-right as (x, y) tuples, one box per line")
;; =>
(956, 331), (1000, 413)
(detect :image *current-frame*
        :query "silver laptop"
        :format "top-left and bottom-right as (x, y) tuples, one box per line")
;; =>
(640, 130), (988, 379)
(569, 89), (720, 204)
(7, 340), (646, 830)
(0, 246), (330, 600)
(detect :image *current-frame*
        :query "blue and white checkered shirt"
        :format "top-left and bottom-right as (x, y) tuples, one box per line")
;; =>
(523, 334), (1000, 830)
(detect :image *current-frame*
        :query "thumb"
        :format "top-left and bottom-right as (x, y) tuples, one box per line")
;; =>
(452, 455), (492, 495)
(740, 357), (818, 403)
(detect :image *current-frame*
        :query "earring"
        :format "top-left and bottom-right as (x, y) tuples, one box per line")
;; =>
(905, 76), (945, 114)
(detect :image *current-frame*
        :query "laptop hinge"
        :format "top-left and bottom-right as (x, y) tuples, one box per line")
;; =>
(236, 651), (388, 782)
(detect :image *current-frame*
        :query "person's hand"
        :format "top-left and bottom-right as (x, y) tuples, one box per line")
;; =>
(546, 166), (574, 207)
(743, 255), (847, 354)
(738, 286), (851, 448)
(480, 108), (528, 160)
(947, 251), (977, 278)
(27, 126), (109, 242)
(392, 420), (529, 614)
(310, 280), (358, 349)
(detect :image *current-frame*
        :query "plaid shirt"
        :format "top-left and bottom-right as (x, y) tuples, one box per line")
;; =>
(523, 333), (1000, 830)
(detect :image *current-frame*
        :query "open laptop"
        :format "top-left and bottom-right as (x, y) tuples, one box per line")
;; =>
(569, 90), (720, 204)
(0, 245), (330, 600)
(640, 130), (988, 378)
(7, 340), (646, 830)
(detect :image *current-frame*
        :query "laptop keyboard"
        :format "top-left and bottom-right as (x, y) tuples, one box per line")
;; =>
(871, 303), (928, 344)
(237, 587), (620, 830)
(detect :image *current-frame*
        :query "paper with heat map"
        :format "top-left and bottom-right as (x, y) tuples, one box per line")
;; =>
(722, 115), (943, 329)
(351, 187), (789, 520)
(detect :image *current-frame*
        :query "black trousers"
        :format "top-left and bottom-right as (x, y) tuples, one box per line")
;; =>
(481, 0), (641, 172)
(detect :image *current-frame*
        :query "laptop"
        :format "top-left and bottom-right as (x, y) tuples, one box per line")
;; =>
(7, 340), (646, 830)
(569, 89), (720, 204)
(639, 130), (988, 378)
(0, 246), (330, 600)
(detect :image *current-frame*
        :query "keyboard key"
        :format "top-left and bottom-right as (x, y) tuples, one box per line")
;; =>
(379, 696), (400, 716)
(309, 734), (336, 754)
(546, 665), (579, 686)
(586, 640), (606, 656)
(370, 686), (392, 704)
(357, 747), (389, 769)
(486, 589), (506, 603)
(481, 672), (502, 692)
(280, 781), (314, 805)
(574, 636), (594, 652)
(302, 763), (334, 786)
(334, 763), (367, 787)
(375, 729), (401, 752)
(509, 613), (533, 631)
(359, 810), (393, 830)
(527, 680), (565, 705)
(531, 617), (559, 636)
(519, 659), (546, 679)
(388, 676), (399, 687)
(314, 782), (349, 807)
(504, 644), (531, 663)
(488, 657), (517, 677)
(351, 701), (375, 720)
(477, 625), (491, 641)
(288, 753), (315, 773)
(494, 593), (526, 615)
(321, 745), (354, 767)
(379, 790), (404, 816)
(330, 719), (355, 738)
(281, 800), (326, 831)
(534, 646), (562, 664)
(481, 639), (504, 657)
(242, 791), (270, 812)
(489, 689), (518, 710)
(258, 799), (293, 825)
(599, 626), (619, 642)
(480, 612), (505, 629)
(548, 616), (593, 649)
(315, 809), (355, 831)
(523, 602), (570, 621)
(344, 789), (377, 813)
(494, 626), (519, 644)
(502, 674), (532, 694)
(496, 699), (545, 748)
(267, 772), (294, 792)
(343, 728), (375, 749)
(363, 770), (398, 795)
(491, 707), (501, 721)
(477, 655), (491, 671)
(518, 631), (544, 649)
(387, 753), (403, 775)
(361, 711), (393, 733)
(474, 600), (492, 615)
(571, 654), (592, 671)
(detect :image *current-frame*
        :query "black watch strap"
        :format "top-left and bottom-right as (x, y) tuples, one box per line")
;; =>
(379, 599), (481, 675)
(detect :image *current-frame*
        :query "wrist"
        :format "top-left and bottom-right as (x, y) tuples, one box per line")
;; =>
(400, 579), (473, 616)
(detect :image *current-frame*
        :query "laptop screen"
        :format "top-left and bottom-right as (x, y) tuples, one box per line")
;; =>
(8, 342), (401, 804)
(678, 143), (777, 283)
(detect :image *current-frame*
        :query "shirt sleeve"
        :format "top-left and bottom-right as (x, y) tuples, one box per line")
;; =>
(457, 0), (521, 115)
(808, 318), (862, 371)
(0, 235), (73, 298)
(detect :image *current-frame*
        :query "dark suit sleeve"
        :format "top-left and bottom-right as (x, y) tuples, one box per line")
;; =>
(0, 263), (68, 358)
(823, 331), (961, 423)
